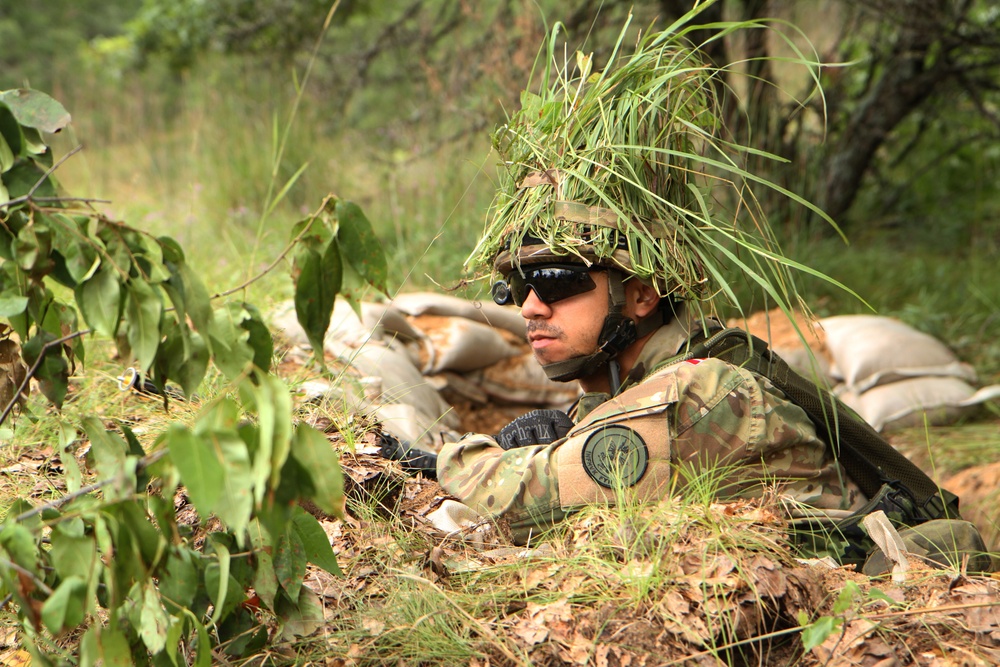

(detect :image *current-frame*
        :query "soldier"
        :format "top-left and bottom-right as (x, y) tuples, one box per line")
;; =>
(382, 20), (991, 571)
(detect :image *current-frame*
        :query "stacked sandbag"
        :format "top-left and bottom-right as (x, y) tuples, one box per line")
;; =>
(270, 293), (579, 449)
(820, 315), (1000, 432)
(727, 308), (834, 384)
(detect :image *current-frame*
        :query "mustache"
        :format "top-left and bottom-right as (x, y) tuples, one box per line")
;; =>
(525, 321), (562, 337)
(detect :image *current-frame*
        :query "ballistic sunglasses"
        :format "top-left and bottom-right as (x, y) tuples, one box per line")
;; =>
(492, 265), (598, 307)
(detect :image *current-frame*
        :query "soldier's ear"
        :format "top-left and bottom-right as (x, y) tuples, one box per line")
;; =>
(628, 281), (661, 318)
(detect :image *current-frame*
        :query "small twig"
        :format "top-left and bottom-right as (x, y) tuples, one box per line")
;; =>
(866, 598), (1000, 620)
(0, 145), (84, 211)
(14, 449), (167, 524)
(0, 557), (54, 597)
(0, 329), (89, 429)
(211, 211), (316, 299)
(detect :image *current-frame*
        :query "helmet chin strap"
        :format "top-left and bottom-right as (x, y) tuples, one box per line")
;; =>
(541, 270), (663, 392)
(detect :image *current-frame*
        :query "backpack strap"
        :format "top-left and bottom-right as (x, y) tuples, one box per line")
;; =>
(678, 328), (959, 521)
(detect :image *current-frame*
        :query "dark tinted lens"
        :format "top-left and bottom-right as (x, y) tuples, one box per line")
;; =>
(508, 267), (596, 306)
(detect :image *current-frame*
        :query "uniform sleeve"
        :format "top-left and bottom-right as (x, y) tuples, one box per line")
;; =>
(436, 432), (568, 537)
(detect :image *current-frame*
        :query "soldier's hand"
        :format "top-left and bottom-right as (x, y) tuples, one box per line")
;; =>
(496, 409), (574, 450)
(377, 432), (438, 479)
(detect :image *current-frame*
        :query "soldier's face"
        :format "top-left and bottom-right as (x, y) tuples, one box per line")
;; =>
(520, 270), (610, 366)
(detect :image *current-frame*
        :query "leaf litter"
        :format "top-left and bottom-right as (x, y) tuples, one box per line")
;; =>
(4, 339), (1000, 666)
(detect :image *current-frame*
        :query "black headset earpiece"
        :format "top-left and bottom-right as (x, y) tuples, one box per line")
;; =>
(597, 313), (638, 357)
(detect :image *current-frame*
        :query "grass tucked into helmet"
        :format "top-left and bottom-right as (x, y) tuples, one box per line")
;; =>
(467, 8), (851, 319)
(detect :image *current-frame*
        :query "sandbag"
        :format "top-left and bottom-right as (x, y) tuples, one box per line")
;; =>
(836, 376), (993, 432)
(728, 308), (833, 383)
(326, 338), (460, 440)
(820, 315), (978, 393)
(392, 291), (526, 339)
(467, 352), (581, 407)
(409, 314), (521, 374)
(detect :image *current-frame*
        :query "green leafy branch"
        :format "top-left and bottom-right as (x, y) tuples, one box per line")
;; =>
(0, 87), (389, 663)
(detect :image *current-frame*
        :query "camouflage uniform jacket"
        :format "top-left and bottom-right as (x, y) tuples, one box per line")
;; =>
(437, 309), (868, 544)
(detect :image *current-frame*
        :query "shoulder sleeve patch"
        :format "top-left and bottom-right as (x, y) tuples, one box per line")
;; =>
(581, 425), (649, 488)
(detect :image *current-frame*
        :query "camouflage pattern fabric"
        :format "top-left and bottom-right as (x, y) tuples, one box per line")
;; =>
(862, 519), (997, 574)
(437, 313), (869, 545)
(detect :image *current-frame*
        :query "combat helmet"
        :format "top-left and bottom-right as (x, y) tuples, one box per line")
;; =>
(467, 15), (825, 385)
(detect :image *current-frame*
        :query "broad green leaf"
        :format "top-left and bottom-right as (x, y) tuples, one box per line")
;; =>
(336, 251), (368, 318)
(251, 549), (279, 611)
(240, 302), (273, 373)
(80, 626), (99, 667)
(290, 423), (345, 518)
(137, 234), (170, 283)
(274, 523), (306, 601)
(13, 225), (40, 271)
(139, 580), (170, 655)
(166, 424), (223, 516)
(288, 208), (333, 247)
(163, 616), (184, 666)
(179, 262), (212, 336)
(76, 264), (121, 338)
(210, 431), (253, 539)
(292, 239), (341, 357)
(184, 609), (212, 667)
(41, 576), (87, 635)
(161, 325), (209, 398)
(801, 615), (841, 651)
(158, 550), (199, 612)
(205, 538), (240, 625)
(1, 161), (57, 200)
(125, 279), (163, 372)
(334, 199), (387, 294)
(0, 126), (13, 172)
(291, 507), (341, 576)
(276, 586), (324, 641)
(242, 375), (293, 497)
(20, 127), (48, 159)
(0, 89), (72, 133)
(118, 500), (166, 569)
(21, 330), (69, 407)
(0, 523), (38, 572)
(48, 212), (98, 283)
(0, 102), (23, 161)
(50, 528), (97, 583)
(264, 382), (292, 487)
(208, 304), (253, 380)
(97, 627), (132, 667)
(0, 294), (28, 317)
(81, 416), (127, 483)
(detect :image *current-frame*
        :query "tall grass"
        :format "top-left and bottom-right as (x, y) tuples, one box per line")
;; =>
(51, 61), (496, 309)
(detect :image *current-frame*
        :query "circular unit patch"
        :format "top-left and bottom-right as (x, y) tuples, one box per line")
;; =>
(581, 425), (649, 489)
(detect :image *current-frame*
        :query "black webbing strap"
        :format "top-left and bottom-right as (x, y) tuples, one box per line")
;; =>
(678, 328), (959, 520)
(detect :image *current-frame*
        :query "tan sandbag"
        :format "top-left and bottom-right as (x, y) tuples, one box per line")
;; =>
(466, 352), (582, 407)
(327, 338), (459, 432)
(374, 402), (460, 451)
(362, 302), (425, 342)
(727, 308), (833, 382)
(391, 291), (526, 338)
(820, 315), (978, 393)
(836, 376), (987, 432)
(409, 315), (521, 374)
(270, 299), (383, 349)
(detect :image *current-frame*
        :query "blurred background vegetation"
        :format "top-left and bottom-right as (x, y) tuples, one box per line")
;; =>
(1, 0), (998, 379)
